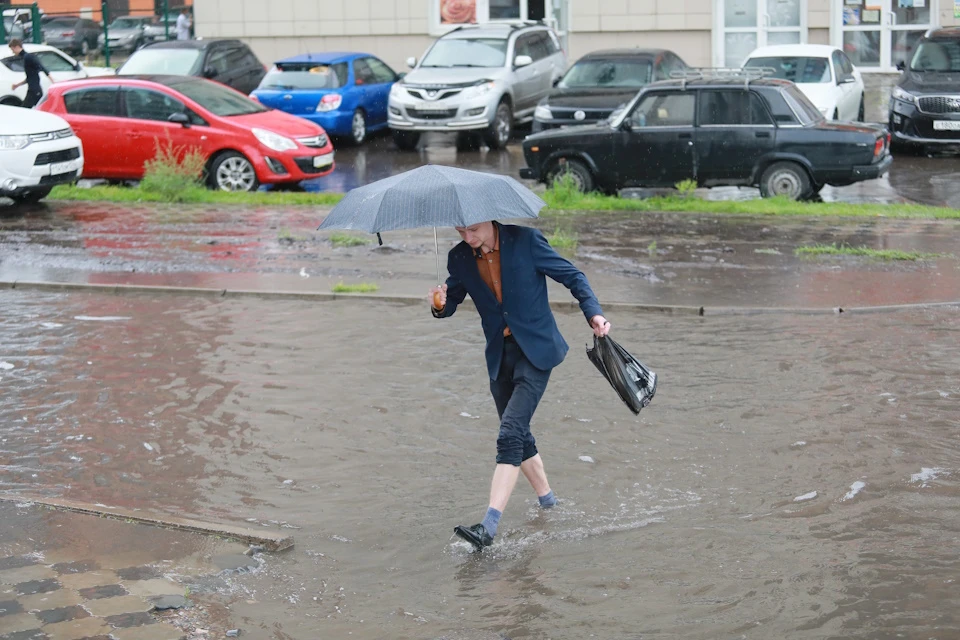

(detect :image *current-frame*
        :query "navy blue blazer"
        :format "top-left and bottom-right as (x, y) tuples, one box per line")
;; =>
(433, 222), (604, 380)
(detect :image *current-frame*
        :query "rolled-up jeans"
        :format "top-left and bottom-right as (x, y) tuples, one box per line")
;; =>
(490, 336), (551, 466)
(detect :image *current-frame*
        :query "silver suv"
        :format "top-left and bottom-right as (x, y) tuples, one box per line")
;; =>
(388, 23), (566, 150)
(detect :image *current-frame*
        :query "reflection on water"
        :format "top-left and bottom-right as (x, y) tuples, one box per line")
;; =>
(1, 291), (959, 638)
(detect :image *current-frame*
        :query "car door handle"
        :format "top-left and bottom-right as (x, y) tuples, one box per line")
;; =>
(755, 131), (771, 138)
(678, 132), (692, 139)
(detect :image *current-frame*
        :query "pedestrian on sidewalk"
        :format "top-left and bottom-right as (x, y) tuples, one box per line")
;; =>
(175, 8), (192, 41)
(429, 220), (610, 551)
(9, 39), (53, 109)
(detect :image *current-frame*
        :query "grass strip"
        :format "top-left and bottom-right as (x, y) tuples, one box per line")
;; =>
(332, 282), (380, 293)
(794, 244), (945, 261)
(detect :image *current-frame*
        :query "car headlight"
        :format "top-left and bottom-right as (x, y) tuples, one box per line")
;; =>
(461, 80), (495, 99)
(252, 128), (297, 151)
(534, 104), (552, 121)
(0, 135), (30, 150)
(892, 86), (915, 104)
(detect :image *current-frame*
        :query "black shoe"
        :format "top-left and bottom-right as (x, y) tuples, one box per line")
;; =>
(454, 523), (493, 551)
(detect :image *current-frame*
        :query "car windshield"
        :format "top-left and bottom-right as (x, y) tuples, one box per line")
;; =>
(119, 49), (202, 75)
(260, 63), (348, 90)
(781, 84), (824, 124)
(110, 18), (143, 29)
(745, 56), (831, 83)
(170, 79), (267, 116)
(420, 38), (507, 68)
(559, 59), (653, 89)
(909, 39), (960, 72)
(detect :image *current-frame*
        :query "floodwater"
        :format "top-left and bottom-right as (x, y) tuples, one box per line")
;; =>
(2, 290), (959, 639)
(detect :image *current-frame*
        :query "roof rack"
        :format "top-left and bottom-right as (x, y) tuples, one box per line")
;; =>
(669, 67), (776, 90)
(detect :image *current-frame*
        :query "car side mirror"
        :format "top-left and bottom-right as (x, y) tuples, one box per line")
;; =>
(203, 66), (218, 79)
(896, 60), (906, 72)
(74, 62), (82, 71)
(168, 112), (190, 127)
(838, 75), (855, 85)
(514, 55), (533, 68)
(552, 76), (561, 87)
(406, 56), (417, 69)
(397, 72), (406, 80)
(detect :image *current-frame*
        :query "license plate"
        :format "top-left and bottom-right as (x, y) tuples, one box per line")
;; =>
(312, 154), (333, 168)
(933, 120), (960, 131)
(49, 160), (76, 175)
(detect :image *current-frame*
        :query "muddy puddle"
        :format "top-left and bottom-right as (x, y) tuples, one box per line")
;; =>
(1, 291), (959, 638)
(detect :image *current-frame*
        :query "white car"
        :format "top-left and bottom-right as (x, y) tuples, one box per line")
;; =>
(0, 105), (84, 204)
(0, 43), (116, 107)
(743, 44), (865, 122)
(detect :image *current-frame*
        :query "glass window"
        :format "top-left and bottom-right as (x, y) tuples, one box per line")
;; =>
(544, 31), (560, 55)
(241, 49), (261, 70)
(420, 38), (508, 68)
(1, 56), (25, 72)
(366, 57), (398, 83)
(725, 32), (757, 68)
(745, 56), (831, 83)
(698, 91), (772, 126)
(120, 49), (202, 76)
(843, 31), (880, 67)
(725, 0), (757, 28)
(124, 88), (186, 122)
(559, 59), (653, 89)
(629, 92), (695, 128)
(207, 48), (240, 75)
(514, 34), (536, 60)
(353, 58), (376, 84)
(529, 33), (552, 61)
(34, 51), (77, 73)
(909, 38), (960, 72)
(767, 0), (800, 27)
(260, 63), (348, 89)
(63, 88), (119, 116)
(780, 85), (822, 125)
(489, 0), (521, 19)
(168, 79), (267, 116)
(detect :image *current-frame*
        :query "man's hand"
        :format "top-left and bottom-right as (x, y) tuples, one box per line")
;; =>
(12, 81), (21, 90)
(590, 315), (611, 337)
(429, 284), (447, 310)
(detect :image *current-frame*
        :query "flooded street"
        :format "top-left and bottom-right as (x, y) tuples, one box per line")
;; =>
(2, 291), (959, 639)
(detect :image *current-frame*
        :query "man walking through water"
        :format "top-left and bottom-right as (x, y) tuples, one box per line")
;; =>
(430, 220), (610, 551)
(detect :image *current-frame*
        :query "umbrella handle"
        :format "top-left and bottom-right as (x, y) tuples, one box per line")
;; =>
(434, 227), (440, 284)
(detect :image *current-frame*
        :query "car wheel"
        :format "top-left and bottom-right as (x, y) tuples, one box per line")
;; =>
(10, 187), (52, 204)
(208, 151), (259, 192)
(858, 97), (865, 122)
(759, 162), (811, 200)
(392, 130), (421, 151)
(0, 96), (21, 107)
(483, 100), (512, 150)
(81, 40), (89, 56)
(549, 158), (595, 194)
(349, 109), (367, 145)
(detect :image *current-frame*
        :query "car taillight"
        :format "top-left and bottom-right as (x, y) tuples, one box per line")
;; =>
(317, 94), (342, 112)
(249, 94), (260, 102)
(62, 30), (75, 36)
(873, 137), (884, 157)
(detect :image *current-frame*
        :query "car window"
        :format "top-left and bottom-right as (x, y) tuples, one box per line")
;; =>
(559, 59), (652, 89)
(514, 34), (535, 60)
(365, 57), (397, 83)
(839, 52), (855, 76)
(207, 48), (234, 75)
(831, 51), (847, 80)
(780, 84), (823, 125)
(63, 88), (120, 116)
(35, 51), (76, 73)
(909, 39), (960, 72)
(120, 49), (202, 75)
(353, 58), (376, 85)
(240, 48), (261, 70)
(745, 56), (830, 83)
(168, 78), (267, 116)
(124, 88), (187, 122)
(260, 63), (348, 89)
(699, 90), (773, 126)
(1, 55), (25, 72)
(544, 31), (561, 56)
(629, 92), (695, 128)
(528, 33), (551, 61)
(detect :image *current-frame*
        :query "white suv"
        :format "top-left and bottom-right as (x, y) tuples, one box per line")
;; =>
(389, 22), (566, 150)
(0, 105), (83, 204)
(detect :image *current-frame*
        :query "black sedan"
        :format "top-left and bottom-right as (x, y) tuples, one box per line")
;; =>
(889, 27), (960, 153)
(118, 39), (266, 96)
(520, 75), (892, 200)
(532, 48), (687, 132)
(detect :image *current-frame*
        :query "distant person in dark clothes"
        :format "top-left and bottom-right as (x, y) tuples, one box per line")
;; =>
(9, 39), (53, 108)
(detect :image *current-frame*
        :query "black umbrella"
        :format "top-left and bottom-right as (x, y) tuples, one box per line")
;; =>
(586, 335), (658, 415)
(317, 165), (546, 282)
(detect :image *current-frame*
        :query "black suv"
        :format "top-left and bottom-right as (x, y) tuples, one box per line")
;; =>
(889, 27), (960, 152)
(520, 72), (892, 200)
(532, 48), (687, 132)
(118, 39), (266, 96)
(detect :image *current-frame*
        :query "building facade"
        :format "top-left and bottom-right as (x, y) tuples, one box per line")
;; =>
(193, 0), (958, 73)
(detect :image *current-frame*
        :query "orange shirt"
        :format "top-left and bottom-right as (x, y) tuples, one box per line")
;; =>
(475, 227), (511, 337)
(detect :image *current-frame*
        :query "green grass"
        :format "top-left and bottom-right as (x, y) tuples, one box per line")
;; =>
(794, 244), (944, 261)
(277, 228), (309, 243)
(50, 184), (344, 206)
(332, 281), (380, 293)
(329, 232), (372, 248)
(754, 248), (782, 255)
(647, 240), (658, 256)
(546, 227), (578, 252)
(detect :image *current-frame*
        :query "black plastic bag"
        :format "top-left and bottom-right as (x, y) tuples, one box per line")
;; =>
(586, 335), (657, 415)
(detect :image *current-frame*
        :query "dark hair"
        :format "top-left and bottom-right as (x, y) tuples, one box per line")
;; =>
(9, 38), (23, 49)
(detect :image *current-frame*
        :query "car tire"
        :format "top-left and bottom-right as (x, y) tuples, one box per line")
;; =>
(348, 109), (367, 146)
(392, 130), (420, 151)
(10, 187), (52, 205)
(858, 97), (865, 122)
(483, 100), (512, 150)
(759, 162), (812, 200)
(208, 151), (259, 192)
(0, 96), (21, 107)
(548, 158), (595, 194)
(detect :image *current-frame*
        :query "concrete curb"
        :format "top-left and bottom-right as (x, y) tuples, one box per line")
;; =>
(0, 495), (293, 552)
(2, 279), (958, 316)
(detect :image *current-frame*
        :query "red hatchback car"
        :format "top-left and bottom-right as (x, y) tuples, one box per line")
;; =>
(38, 75), (335, 191)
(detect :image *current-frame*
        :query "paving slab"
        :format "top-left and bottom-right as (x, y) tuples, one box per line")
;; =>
(82, 595), (152, 617)
(17, 590), (83, 612)
(110, 622), (185, 640)
(120, 580), (183, 599)
(0, 567), (58, 586)
(40, 617), (111, 640)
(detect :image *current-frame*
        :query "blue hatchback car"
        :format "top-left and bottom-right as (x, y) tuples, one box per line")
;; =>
(250, 52), (400, 145)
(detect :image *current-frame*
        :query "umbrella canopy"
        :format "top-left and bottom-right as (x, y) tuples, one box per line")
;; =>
(317, 165), (546, 234)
